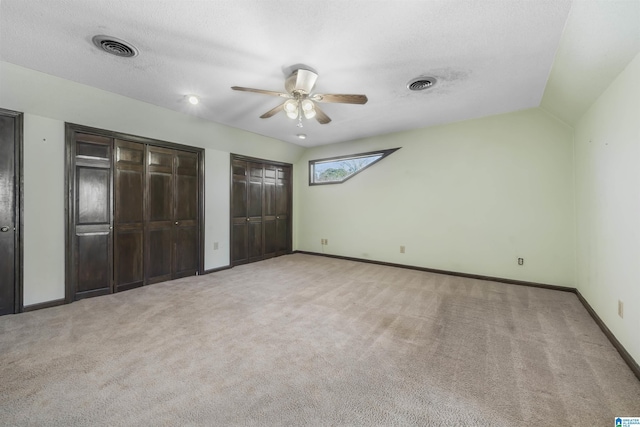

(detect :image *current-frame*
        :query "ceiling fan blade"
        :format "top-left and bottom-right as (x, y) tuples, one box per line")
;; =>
(231, 86), (290, 98)
(314, 104), (332, 124)
(311, 94), (368, 104)
(260, 103), (285, 119)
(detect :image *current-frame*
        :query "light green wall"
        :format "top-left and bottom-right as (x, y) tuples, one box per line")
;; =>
(574, 53), (640, 363)
(22, 114), (65, 305)
(4, 55), (640, 369)
(295, 108), (576, 286)
(1, 61), (305, 306)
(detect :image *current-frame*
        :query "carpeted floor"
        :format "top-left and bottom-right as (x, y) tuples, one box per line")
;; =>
(0, 253), (638, 426)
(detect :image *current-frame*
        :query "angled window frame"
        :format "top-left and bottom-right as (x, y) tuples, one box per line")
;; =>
(309, 147), (400, 185)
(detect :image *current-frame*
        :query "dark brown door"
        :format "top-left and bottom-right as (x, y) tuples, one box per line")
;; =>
(230, 156), (292, 266)
(147, 146), (174, 284)
(146, 146), (199, 282)
(231, 159), (249, 264)
(71, 134), (113, 300)
(247, 162), (264, 263)
(67, 124), (203, 301)
(275, 166), (291, 256)
(114, 140), (145, 292)
(0, 111), (21, 315)
(174, 151), (199, 278)
(263, 164), (277, 259)
(231, 160), (265, 265)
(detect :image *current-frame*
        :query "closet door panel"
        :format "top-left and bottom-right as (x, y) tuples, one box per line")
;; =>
(263, 166), (277, 215)
(77, 167), (110, 224)
(275, 166), (291, 255)
(175, 227), (198, 277)
(231, 160), (249, 264)
(248, 163), (263, 218)
(263, 220), (276, 258)
(246, 163), (263, 260)
(77, 233), (110, 294)
(175, 152), (198, 220)
(148, 228), (172, 282)
(174, 151), (199, 277)
(232, 163), (248, 216)
(232, 222), (248, 264)
(114, 229), (144, 290)
(149, 174), (172, 221)
(147, 146), (174, 283)
(263, 165), (277, 258)
(114, 140), (145, 291)
(248, 221), (262, 261)
(72, 135), (112, 300)
(116, 170), (143, 222)
(115, 142), (144, 223)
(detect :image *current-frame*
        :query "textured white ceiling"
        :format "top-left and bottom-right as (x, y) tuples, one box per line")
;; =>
(0, 1), (636, 147)
(541, 0), (640, 125)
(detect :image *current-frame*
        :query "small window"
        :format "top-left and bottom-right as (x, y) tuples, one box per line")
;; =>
(309, 148), (400, 185)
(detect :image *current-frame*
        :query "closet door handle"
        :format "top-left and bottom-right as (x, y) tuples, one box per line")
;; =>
(0, 226), (10, 232)
(246, 218), (250, 221)
(175, 221), (179, 225)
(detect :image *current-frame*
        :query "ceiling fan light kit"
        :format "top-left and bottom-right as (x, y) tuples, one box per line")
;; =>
(231, 68), (368, 126)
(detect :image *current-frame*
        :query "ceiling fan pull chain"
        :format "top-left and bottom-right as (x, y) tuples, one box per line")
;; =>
(297, 103), (304, 127)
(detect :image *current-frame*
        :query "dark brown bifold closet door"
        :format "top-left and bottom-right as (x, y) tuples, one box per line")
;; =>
(173, 150), (199, 278)
(231, 160), (264, 264)
(262, 164), (277, 259)
(275, 165), (291, 256)
(147, 146), (199, 283)
(231, 159), (249, 264)
(70, 134), (113, 301)
(67, 125), (202, 302)
(0, 110), (21, 315)
(147, 146), (174, 284)
(231, 156), (292, 266)
(114, 140), (145, 292)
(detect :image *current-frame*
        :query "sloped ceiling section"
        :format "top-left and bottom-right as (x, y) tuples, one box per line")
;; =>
(1, 1), (637, 145)
(541, 0), (640, 125)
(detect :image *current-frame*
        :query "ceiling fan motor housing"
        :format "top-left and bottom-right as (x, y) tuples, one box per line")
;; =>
(285, 69), (319, 95)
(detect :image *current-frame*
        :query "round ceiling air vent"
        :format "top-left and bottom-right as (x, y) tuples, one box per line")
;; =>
(92, 35), (138, 57)
(407, 77), (437, 91)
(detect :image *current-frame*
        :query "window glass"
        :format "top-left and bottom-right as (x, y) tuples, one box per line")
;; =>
(309, 148), (400, 185)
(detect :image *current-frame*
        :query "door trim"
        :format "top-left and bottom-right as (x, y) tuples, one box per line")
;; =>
(0, 108), (24, 313)
(65, 123), (205, 302)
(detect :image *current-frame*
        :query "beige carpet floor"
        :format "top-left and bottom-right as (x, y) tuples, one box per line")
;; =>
(1, 253), (638, 426)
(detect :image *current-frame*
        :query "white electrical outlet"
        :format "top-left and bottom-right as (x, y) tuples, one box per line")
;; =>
(400, 246), (405, 254)
(213, 242), (219, 250)
(321, 238), (328, 245)
(618, 300), (624, 318)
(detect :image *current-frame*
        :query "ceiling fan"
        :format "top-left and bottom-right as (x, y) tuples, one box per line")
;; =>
(231, 68), (368, 125)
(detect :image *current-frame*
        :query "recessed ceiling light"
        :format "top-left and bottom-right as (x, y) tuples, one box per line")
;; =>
(297, 134), (306, 140)
(187, 95), (199, 105)
(407, 77), (437, 91)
